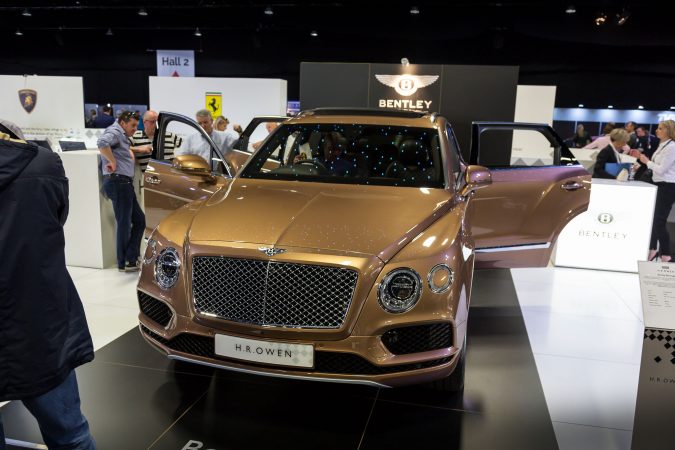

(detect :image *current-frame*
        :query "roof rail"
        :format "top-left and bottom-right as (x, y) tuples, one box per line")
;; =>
(301, 107), (428, 119)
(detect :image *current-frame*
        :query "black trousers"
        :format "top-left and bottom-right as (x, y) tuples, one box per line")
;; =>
(650, 182), (675, 256)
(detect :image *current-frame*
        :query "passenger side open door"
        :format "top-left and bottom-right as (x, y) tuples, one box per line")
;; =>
(468, 122), (591, 268)
(144, 112), (232, 234)
(227, 116), (288, 173)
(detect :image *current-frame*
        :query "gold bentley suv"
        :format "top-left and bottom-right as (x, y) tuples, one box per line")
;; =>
(137, 108), (590, 389)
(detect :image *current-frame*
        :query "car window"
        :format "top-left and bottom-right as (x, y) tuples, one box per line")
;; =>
(240, 123), (445, 188)
(476, 128), (559, 168)
(164, 118), (227, 175)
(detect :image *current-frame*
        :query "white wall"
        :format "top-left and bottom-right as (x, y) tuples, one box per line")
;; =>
(511, 85), (557, 165)
(0, 75), (85, 133)
(149, 76), (287, 130)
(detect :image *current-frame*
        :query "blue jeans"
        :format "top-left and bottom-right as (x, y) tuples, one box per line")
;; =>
(0, 371), (96, 450)
(103, 177), (145, 269)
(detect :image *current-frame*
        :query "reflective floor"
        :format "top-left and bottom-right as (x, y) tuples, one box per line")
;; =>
(1, 265), (647, 449)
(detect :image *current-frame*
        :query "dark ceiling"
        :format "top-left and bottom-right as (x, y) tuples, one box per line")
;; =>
(2, 1), (675, 109)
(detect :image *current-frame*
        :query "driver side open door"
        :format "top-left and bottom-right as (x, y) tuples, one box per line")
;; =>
(468, 122), (591, 268)
(144, 112), (232, 234)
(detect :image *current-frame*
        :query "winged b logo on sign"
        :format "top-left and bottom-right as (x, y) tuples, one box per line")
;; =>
(18, 89), (37, 114)
(375, 74), (439, 97)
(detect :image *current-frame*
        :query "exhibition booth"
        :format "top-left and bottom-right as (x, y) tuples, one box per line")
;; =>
(1, 64), (673, 450)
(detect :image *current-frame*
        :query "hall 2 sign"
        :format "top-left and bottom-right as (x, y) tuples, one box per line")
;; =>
(157, 50), (195, 77)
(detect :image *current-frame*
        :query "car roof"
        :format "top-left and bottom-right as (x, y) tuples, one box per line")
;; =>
(286, 108), (440, 128)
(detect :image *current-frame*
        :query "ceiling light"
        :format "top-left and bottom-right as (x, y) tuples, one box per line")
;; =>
(616, 9), (630, 26)
(194, 27), (202, 37)
(638, 105), (644, 110)
(595, 12), (607, 26)
(15, 29), (23, 36)
(106, 27), (113, 36)
(578, 104), (584, 108)
(670, 106), (675, 110)
(310, 30), (318, 37)
(565, 5), (576, 14)
(22, 8), (32, 17)
(608, 105), (613, 109)
(264, 6), (273, 15)
(410, 6), (420, 15)
(138, 7), (148, 16)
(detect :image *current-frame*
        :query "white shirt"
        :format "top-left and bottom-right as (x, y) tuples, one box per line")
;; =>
(177, 129), (238, 163)
(648, 139), (675, 183)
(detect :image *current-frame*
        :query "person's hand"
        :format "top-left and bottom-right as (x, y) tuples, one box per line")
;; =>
(129, 149), (135, 162)
(639, 154), (650, 164)
(293, 154), (305, 163)
(134, 144), (152, 154)
(106, 159), (117, 172)
(629, 149), (641, 158)
(252, 141), (262, 151)
(233, 124), (243, 134)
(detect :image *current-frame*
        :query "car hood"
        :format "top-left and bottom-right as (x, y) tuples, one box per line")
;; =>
(189, 178), (454, 262)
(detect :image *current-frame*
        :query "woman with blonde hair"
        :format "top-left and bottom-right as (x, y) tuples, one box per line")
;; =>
(214, 116), (229, 131)
(639, 120), (675, 261)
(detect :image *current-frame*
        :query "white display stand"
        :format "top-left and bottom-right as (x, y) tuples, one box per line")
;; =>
(60, 150), (117, 268)
(554, 179), (657, 273)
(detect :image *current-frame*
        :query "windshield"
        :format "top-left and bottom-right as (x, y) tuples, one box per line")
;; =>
(240, 123), (445, 188)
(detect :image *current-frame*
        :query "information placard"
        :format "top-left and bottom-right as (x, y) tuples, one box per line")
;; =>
(156, 50), (195, 77)
(638, 261), (675, 330)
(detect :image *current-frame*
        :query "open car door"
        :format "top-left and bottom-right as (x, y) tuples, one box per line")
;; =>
(143, 112), (232, 234)
(469, 122), (591, 268)
(227, 116), (288, 173)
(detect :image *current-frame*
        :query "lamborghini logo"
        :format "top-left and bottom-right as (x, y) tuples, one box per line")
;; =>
(18, 89), (37, 113)
(375, 74), (439, 97)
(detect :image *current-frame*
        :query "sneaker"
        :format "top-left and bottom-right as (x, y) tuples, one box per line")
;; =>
(124, 261), (141, 272)
(118, 267), (126, 272)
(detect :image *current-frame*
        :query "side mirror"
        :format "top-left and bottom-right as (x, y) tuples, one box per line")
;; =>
(460, 165), (491, 197)
(172, 155), (216, 183)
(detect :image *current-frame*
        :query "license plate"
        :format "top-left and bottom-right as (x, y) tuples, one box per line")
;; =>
(214, 334), (314, 368)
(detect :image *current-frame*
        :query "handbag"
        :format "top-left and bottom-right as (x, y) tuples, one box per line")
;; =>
(638, 168), (654, 184)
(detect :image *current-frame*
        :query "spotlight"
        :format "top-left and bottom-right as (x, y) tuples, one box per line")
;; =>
(264, 6), (273, 15)
(671, 106), (675, 110)
(15, 29), (23, 36)
(401, 57), (410, 66)
(616, 9), (630, 26)
(310, 30), (318, 37)
(565, 5), (576, 14)
(22, 8), (32, 17)
(106, 27), (113, 36)
(595, 12), (607, 26)
(638, 105), (644, 110)
(194, 27), (202, 37)
(138, 7), (148, 16)
(410, 6), (420, 15)
(578, 104), (584, 108)
(608, 105), (613, 109)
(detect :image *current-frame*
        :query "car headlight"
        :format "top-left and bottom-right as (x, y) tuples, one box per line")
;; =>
(155, 247), (181, 289)
(143, 238), (157, 265)
(428, 264), (453, 293)
(378, 268), (422, 313)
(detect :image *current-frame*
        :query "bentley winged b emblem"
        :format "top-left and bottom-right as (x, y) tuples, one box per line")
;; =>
(258, 247), (286, 257)
(375, 74), (439, 97)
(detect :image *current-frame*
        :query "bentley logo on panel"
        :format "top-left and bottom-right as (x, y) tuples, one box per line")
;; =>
(258, 247), (286, 257)
(375, 74), (439, 97)
(597, 213), (614, 224)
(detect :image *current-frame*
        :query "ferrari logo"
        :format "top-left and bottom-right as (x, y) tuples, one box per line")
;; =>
(258, 247), (286, 257)
(205, 92), (222, 117)
(375, 74), (439, 97)
(18, 89), (37, 113)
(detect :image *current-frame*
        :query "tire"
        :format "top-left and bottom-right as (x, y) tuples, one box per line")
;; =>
(428, 338), (466, 392)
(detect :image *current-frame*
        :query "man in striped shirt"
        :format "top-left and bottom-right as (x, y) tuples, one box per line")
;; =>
(129, 110), (182, 173)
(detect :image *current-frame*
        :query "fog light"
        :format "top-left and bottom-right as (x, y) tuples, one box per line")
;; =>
(155, 247), (181, 289)
(378, 268), (422, 313)
(428, 264), (453, 293)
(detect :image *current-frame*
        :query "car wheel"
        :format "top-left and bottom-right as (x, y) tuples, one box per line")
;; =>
(428, 338), (466, 392)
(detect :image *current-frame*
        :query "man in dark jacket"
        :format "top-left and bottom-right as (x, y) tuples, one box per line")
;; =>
(0, 120), (96, 449)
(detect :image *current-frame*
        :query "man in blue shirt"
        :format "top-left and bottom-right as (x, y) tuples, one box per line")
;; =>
(97, 111), (148, 272)
(92, 105), (115, 128)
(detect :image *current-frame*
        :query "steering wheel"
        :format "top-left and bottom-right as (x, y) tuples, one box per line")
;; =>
(296, 158), (328, 174)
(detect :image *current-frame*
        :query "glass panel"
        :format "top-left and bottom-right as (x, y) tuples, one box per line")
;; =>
(478, 128), (557, 167)
(242, 123), (444, 188)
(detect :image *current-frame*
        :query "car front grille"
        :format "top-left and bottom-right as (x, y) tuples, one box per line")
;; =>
(381, 323), (453, 355)
(138, 291), (173, 327)
(191, 256), (359, 329)
(140, 326), (450, 376)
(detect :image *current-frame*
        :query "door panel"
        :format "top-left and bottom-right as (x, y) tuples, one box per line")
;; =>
(468, 122), (591, 268)
(144, 112), (232, 233)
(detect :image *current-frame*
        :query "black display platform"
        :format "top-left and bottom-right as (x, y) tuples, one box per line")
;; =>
(1, 269), (558, 450)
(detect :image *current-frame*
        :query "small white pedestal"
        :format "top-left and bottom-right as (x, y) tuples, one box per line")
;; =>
(554, 179), (657, 273)
(60, 150), (117, 268)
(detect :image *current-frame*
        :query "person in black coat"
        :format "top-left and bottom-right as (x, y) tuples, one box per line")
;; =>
(0, 120), (96, 448)
(593, 128), (630, 179)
